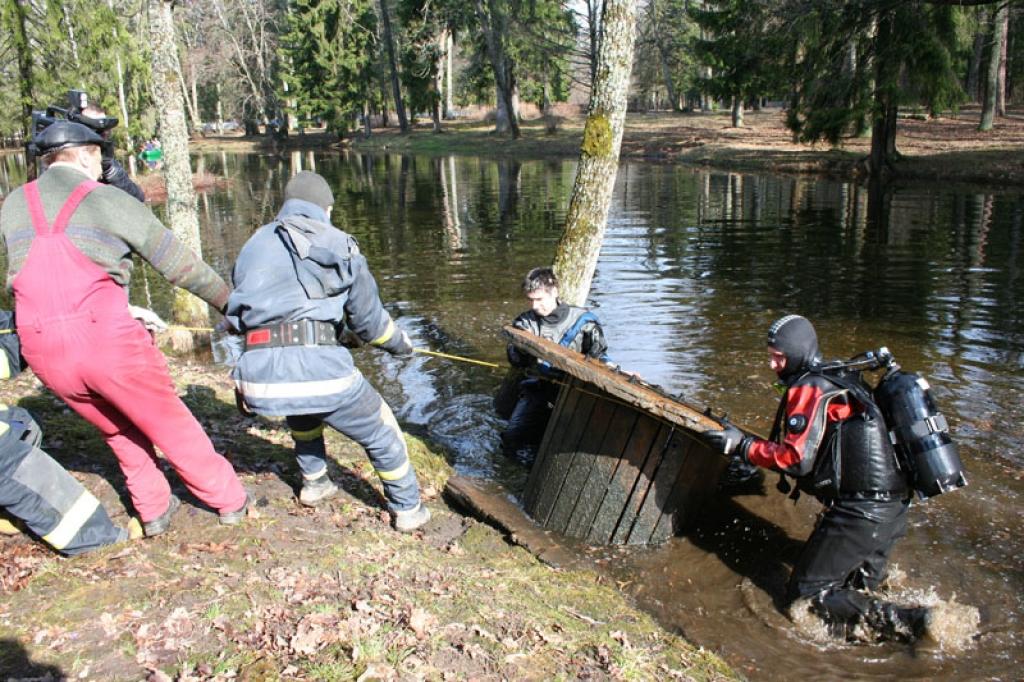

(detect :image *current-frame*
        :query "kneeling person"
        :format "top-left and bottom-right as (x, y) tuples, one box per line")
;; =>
(226, 172), (430, 533)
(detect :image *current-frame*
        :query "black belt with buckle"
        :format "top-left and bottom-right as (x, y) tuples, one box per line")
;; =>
(245, 320), (339, 350)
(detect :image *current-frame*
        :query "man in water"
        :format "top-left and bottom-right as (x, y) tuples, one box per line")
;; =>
(225, 171), (431, 533)
(701, 314), (930, 641)
(500, 267), (608, 461)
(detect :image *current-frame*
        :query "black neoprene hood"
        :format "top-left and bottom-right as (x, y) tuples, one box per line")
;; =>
(767, 314), (821, 380)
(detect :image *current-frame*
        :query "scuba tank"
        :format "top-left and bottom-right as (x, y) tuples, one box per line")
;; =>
(873, 366), (967, 499)
(821, 347), (967, 499)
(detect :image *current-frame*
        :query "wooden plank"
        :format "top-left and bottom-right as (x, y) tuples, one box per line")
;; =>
(611, 422), (674, 545)
(625, 427), (691, 545)
(585, 416), (665, 544)
(522, 379), (574, 512)
(648, 432), (727, 542)
(544, 395), (619, 535)
(527, 385), (599, 526)
(562, 405), (640, 539)
(444, 476), (578, 568)
(504, 326), (748, 436)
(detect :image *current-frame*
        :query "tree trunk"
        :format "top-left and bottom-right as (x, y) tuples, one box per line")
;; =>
(966, 14), (986, 101)
(997, 3), (1009, 117)
(432, 30), (445, 133)
(979, 2), (1007, 131)
(553, 0), (637, 306)
(444, 30), (455, 119)
(378, 0), (409, 133)
(731, 97), (744, 127)
(658, 45), (680, 112)
(6, 0), (35, 142)
(869, 12), (899, 176)
(475, 0), (520, 138)
(148, 0), (208, 326)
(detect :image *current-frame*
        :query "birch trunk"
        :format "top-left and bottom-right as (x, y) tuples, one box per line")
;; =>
(552, 0), (637, 306)
(148, 0), (208, 326)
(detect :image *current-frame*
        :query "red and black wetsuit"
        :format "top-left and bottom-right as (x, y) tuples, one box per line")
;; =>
(748, 371), (911, 632)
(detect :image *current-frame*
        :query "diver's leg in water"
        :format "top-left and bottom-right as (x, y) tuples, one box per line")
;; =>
(787, 499), (926, 640)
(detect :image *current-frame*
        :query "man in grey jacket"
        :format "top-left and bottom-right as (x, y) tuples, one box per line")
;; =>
(225, 172), (430, 533)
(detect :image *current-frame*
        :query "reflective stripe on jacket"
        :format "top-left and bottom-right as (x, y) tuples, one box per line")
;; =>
(226, 199), (405, 416)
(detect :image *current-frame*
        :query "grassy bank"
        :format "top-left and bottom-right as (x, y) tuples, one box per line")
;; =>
(0, 356), (737, 681)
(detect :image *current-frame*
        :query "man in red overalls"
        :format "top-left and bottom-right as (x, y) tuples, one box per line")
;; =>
(0, 121), (249, 536)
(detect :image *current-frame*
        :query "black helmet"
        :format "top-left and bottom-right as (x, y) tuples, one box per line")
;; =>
(767, 314), (821, 380)
(33, 121), (103, 156)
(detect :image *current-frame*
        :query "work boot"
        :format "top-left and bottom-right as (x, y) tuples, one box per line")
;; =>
(393, 503), (431, 533)
(299, 471), (339, 507)
(143, 495), (181, 537)
(869, 602), (932, 642)
(219, 491), (252, 526)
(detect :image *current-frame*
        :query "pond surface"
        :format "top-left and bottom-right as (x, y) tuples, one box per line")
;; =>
(2, 149), (1022, 679)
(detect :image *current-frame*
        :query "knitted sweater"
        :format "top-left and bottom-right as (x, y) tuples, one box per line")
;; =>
(0, 166), (228, 310)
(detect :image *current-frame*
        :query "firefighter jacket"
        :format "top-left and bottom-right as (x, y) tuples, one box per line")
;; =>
(746, 372), (908, 500)
(506, 303), (608, 371)
(225, 199), (410, 416)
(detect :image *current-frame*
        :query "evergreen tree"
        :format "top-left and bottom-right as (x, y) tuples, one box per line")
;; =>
(280, 0), (377, 137)
(691, 0), (785, 126)
(784, 1), (963, 174)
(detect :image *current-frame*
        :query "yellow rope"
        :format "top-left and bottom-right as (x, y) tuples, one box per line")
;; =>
(413, 347), (501, 369)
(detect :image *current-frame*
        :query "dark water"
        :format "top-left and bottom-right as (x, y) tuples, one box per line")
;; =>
(2, 150), (1021, 679)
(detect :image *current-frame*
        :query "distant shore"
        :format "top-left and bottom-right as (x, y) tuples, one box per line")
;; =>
(9, 107), (1022, 189)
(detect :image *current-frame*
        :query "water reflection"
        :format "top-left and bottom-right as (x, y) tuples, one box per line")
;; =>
(0, 149), (1021, 678)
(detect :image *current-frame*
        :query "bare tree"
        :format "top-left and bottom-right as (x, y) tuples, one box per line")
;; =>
(553, 0), (637, 306)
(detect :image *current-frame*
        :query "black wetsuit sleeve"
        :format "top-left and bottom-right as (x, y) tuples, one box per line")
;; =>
(101, 158), (146, 202)
(580, 321), (609, 361)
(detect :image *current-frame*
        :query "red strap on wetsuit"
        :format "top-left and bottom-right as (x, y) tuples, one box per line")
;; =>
(23, 179), (101, 236)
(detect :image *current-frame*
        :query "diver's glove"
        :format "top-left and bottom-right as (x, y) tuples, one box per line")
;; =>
(701, 422), (752, 460)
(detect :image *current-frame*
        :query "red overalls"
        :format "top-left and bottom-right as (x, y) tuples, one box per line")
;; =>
(13, 178), (246, 522)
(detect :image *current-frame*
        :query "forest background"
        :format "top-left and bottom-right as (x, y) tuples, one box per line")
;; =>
(1, 0), (1022, 178)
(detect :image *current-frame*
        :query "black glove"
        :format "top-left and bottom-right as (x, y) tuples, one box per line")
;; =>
(100, 157), (146, 202)
(701, 423), (751, 459)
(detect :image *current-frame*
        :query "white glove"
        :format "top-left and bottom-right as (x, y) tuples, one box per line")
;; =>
(128, 306), (169, 333)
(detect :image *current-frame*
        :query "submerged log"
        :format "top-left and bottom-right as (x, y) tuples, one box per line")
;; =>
(505, 326), (730, 546)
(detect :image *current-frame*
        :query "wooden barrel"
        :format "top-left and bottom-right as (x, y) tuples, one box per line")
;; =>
(506, 327), (730, 546)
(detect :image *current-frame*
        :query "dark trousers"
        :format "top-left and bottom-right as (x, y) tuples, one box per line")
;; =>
(788, 497), (909, 625)
(500, 378), (559, 457)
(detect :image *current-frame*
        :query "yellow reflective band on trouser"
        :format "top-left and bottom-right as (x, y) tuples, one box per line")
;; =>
(291, 424), (324, 441)
(42, 491), (101, 551)
(370, 319), (396, 346)
(0, 422), (8, 437)
(377, 458), (410, 481)
(374, 400), (410, 481)
(0, 353), (9, 380)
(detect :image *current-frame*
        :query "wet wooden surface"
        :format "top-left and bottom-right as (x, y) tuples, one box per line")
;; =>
(505, 326), (729, 546)
(502, 326), (723, 433)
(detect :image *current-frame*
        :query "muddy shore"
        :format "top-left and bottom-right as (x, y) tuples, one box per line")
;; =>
(0, 356), (737, 680)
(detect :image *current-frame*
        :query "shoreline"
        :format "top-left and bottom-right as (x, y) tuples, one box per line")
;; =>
(186, 109), (1024, 189)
